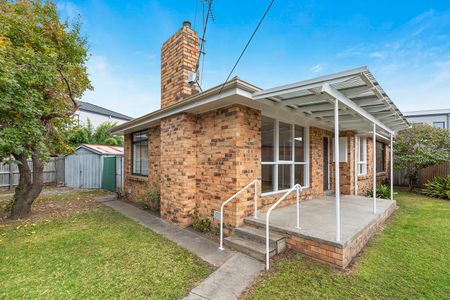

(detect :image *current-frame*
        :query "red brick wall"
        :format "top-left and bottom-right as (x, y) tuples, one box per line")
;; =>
(123, 112), (391, 229)
(159, 113), (197, 226)
(160, 21), (199, 109)
(195, 105), (261, 230)
(123, 126), (161, 201)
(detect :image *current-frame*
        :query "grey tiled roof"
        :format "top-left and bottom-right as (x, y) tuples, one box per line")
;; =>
(76, 100), (132, 120)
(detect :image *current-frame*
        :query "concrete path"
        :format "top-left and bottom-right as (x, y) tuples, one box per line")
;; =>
(97, 196), (263, 299)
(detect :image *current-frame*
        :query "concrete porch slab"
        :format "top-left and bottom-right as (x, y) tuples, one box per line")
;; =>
(244, 195), (397, 268)
(247, 195), (396, 247)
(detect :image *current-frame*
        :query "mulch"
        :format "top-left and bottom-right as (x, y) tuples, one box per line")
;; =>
(0, 189), (106, 226)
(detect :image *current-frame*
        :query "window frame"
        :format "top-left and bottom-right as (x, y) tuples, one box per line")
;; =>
(131, 130), (149, 177)
(433, 121), (445, 129)
(356, 136), (367, 176)
(261, 116), (310, 196)
(376, 141), (386, 173)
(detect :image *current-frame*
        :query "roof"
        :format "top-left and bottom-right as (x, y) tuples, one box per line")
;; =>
(76, 144), (124, 155)
(403, 108), (450, 117)
(77, 100), (133, 121)
(112, 67), (409, 136)
(253, 66), (409, 135)
(111, 77), (261, 135)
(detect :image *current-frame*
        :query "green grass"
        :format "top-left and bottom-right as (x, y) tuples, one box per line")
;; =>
(247, 192), (450, 299)
(0, 208), (210, 299)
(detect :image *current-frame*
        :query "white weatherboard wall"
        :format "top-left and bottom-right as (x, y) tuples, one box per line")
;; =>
(74, 110), (129, 128)
(405, 115), (448, 129)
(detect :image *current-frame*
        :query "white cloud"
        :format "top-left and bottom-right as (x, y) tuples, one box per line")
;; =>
(81, 55), (160, 118)
(57, 1), (81, 20)
(370, 51), (385, 59)
(310, 63), (325, 73)
(334, 10), (450, 111)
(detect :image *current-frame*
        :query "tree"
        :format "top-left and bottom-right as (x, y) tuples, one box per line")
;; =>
(0, 0), (91, 219)
(66, 119), (124, 147)
(394, 124), (450, 191)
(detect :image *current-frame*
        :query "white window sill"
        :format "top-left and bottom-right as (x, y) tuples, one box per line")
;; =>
(261, 186), (309, 197)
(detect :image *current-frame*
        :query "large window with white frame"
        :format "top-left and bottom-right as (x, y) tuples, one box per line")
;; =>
(261, 116), (309, 194)
(356, 136), (367, 175)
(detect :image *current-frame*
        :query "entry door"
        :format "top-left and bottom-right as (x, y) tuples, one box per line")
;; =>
(323, 137), (329, 191)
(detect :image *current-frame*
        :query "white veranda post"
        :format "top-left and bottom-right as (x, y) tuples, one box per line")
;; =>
(372, 123), (377, 214)
(334, 99), (341, 242)
(390, 134), (394, 201)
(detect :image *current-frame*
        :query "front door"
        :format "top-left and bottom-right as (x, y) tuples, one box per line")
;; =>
(323, 137), (329, 191)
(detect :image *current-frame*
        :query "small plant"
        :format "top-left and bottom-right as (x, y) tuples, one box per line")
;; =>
(366, 184), (391, 199)
(422, 176), (450, 200)
(3, 197), (15, 213)
(139, 182), (160, 211)
(191, 211), (211, 233)
(213, 226), (220, 236)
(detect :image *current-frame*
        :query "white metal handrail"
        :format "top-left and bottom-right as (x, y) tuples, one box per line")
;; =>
(265, 184), (302, 270)
(219, 179), (260, 250)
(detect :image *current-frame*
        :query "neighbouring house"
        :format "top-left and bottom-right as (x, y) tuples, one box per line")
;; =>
(403, 108), (450, 130)
(111, 21), (409, 269)
(65, 144), (123, 192)
(74, 100), (133, 127)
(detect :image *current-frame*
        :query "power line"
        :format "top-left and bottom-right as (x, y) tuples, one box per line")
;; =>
(218, 0), (275, 95)
(195, 0), (213, 74)
(193, 0), (199, 31)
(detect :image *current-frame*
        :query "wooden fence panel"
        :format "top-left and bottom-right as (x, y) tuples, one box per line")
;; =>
(0, 157), (64, 188)
(394, 161), (450, 187)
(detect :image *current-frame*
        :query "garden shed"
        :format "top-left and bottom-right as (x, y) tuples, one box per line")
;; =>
(65, 144), (123, 192)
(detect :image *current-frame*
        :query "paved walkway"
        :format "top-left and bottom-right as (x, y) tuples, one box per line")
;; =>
(97, 196), (263, 300)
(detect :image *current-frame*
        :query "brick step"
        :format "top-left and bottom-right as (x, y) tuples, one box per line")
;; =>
(234, 225), (286, 254)
(224, 236), (277, 261)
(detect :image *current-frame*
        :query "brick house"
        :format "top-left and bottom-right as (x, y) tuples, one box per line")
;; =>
(112, 21), (409, 268)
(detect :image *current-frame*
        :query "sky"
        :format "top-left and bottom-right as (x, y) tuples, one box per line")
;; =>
(57, 0), (450, 118)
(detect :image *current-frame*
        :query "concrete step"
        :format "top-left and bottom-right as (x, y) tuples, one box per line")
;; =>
(243, 216), (268, 229)
(224, 236), (277, 261)
(234, 225), (286, 254)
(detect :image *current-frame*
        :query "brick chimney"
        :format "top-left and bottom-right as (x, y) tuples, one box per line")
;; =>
(160, 21), (199, 108)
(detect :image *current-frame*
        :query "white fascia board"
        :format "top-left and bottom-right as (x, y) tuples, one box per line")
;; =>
(111, 88), (239, 135)
(321, 83), (394, 135)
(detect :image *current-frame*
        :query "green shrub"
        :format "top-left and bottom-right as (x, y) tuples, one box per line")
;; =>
(191, 211), (211, 233)
(422, 176), (450, 200)
(366, 184), (391, 199)
(3, 197), (15, 213)
(139, 182), (160, 211)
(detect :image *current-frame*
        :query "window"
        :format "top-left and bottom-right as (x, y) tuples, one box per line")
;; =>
(261, 116), (308, 194)
(376, 141), (385, 173)
(357, 137), (367, 175)
(332, 137), (348, 163)
(433, 121), (445, 129)
(132, 130), (148, 176)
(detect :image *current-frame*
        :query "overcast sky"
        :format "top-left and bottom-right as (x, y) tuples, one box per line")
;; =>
(57, 0), (450, 118)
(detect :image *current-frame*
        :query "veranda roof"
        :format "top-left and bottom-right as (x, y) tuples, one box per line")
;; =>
(253, 66), (409, 136)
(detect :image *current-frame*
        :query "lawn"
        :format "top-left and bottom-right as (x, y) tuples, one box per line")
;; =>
(0, 197), (210, 299)
(246, 191), (450, 299)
